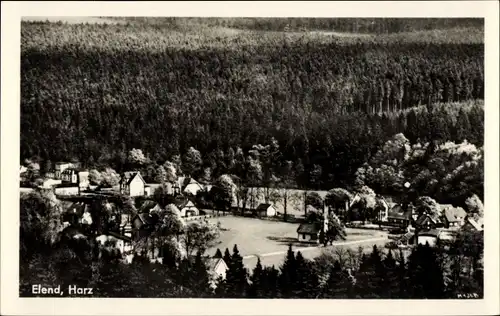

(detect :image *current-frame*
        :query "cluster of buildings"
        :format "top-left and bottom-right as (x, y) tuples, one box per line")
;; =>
(294, 193), (483, 247)
(58, 175), (227, 284)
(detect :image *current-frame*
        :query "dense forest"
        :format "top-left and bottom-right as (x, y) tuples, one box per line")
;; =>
(20, 18), (484, 192)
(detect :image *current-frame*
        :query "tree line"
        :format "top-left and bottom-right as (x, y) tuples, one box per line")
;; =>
(107, 17), (484, 34)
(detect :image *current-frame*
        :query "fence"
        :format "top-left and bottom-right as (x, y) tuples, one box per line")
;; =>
(184, 212), (231, 222)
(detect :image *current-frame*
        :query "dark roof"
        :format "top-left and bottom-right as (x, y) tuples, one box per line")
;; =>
(297, 223), (321, 234)
(416, 213), (441, 226)
(138, 200), (159, 213)
(418, 229), (441, 238)
(107, 231), (132, 242)
(443, 206), (467, 222)
(256, 203), (273, 211)
(134, 212), (155, 226)
(174, 196), (195, 209)
(388, 211), (410, 220)
(66, 202), (89, 216)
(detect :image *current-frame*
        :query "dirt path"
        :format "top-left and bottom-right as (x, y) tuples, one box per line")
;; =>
(242, 236), (388, 269)
(242, 236), (387, 260)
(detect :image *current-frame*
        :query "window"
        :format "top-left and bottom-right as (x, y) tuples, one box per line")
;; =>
(302, 234), (306, 239)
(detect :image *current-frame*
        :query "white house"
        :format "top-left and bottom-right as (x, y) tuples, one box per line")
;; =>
(177, 177), (204, 196)
(207, 258), (228, 288)
(417, 229), (441, 247)
(441, 205), (467, 229)
(255, 203), (277, 217)
(54, 162), (77, 179)
(120, 171), (150, 197)
(297, 223), (322, 243)
(40, 178), (62, 188)
(95, 232), (133, 262)
(176, 199), (200, 217)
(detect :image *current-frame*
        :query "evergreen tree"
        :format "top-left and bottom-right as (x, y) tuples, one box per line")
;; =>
(294, 251), (320, 298)
(454, 108), (472, 143)
(262, 265), (280, 298)
(322, 261), (353, 298)
(279, 244), (297, 298)
(223, 248), (231, 265)
(191, 251), (211, 297)
(407, 243), (445, 299)
(354, 245), (385, 298)
(224, 245), (248, 297)
(381, 250), (401, 298)
(214, 248), (223, 259)
(248, 258), (264, 298)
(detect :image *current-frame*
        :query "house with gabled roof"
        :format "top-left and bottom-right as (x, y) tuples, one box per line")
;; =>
(297, 222), (322, 243)
(120, 171), (151, 197)
(96, 231), (134, 263)
(174, 196), (200, 217)
(441, 205), (467, 229)
(131, 212), (156, 240)
(176, 176), (204, 196)
(463, 213), (484, 232)
(254, 203), (277, 217)
(386, 204), (413, 229)
(207, 257), (228, 288)
(417, 229), (442, 247)
(415, 212), (444, 230)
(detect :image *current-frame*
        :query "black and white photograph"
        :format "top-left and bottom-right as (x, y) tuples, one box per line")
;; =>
(1, 1), (499, 315)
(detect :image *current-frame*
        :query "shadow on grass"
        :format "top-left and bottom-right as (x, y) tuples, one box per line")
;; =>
(266, 236), (318, 248)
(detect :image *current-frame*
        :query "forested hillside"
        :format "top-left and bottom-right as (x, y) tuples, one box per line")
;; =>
(20, 19), (484, 190)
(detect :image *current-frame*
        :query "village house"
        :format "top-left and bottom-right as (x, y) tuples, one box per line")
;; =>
(415, 212), (444, 230)
(138, 200), (163, 214)
(386, 204), (413, 229)
(441, 205), (467, 229)
(175, 197), (200, 217)
(62, 169), (90, 190)
(416, 229), (442, 247)
(399, 231), (415, 246)
(254, 203), (277, 217)
(120, 171), (151, 197)
(96, 232), (134, 263)
(463, 213), (484, 232)
(131, 212), (156, 240)
(176, 177), (204, 196)
(297, 222), (322, 243)
(207, 257), (228, 288)
(54, 161), (79, 179)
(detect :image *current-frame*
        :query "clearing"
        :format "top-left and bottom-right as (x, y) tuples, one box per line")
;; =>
(207, 216), (388, 269)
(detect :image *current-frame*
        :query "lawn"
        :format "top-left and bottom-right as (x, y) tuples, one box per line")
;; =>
(207, 216), (389, 270)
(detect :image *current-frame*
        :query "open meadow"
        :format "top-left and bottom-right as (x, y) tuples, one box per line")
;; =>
(207, 216), (388, 269)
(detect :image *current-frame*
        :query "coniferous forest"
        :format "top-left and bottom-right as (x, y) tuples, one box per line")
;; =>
(21, 18), (484, 192)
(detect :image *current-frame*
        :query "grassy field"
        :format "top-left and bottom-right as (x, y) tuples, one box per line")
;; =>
(207, 216), (388, 269)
